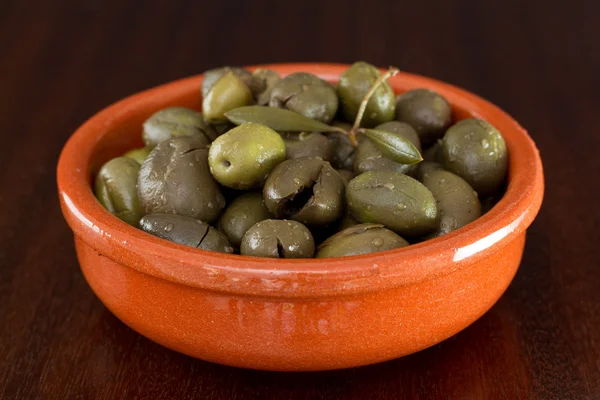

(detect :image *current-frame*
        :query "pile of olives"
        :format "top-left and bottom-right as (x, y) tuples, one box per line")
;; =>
(94, 62), (508, 258)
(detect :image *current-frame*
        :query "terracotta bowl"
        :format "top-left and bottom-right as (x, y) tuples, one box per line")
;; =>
(57, 64), (544, 371)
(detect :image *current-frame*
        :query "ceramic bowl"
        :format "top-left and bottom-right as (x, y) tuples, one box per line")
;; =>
(57, 64), (544, 371)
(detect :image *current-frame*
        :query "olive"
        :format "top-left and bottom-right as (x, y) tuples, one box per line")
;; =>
(337, 61), (395, 127)
(395, 88), (452, 146)
(269, 72), (338, 123)
(201, 66), (253, 98)
(422, 139), (443, 163)
(94, 157), (143, 226)
(327, 131), (356, 170)
(281, 131), (333, 160)
(251, 68), (280, 105)
(208, 122), (286, 189)
(480, 191), (505, 214)
(415, 161), (444, 181)
(375, 121), (422, 152)
(353, 121), (421, 175)
(123, 147), (151, 165)
(336, 169), (356, 186)
(211, 121), (236, 137)
(137, 136), (225, 223)
(346, 170), (439, 236)
(203, 72), (253, 124)
(441, 118), (508, 196)
(337, 212), (360, 230)
(263, 158), (344, 226)
(420, 169), (481, 238)
(316, 223), (408, 258)
(240, 219), (315, 258)
(140, 213), (234, 253)
(142, 107), (217, 148)
(217, 191), (272, 247)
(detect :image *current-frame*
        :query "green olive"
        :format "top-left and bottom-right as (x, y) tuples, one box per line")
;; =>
(94, 157), (143, 226)
(269, 72), (338, 123)
(336, 169), (356, 186)
(211, 121), (236, 136)
(395, 89), (452, 146)
(251, 68), (280, 105)
(203, 72), (253, 124)
(202, 66), (253, 98)
(208, 122), (286, 189)
(263, 158), (344, 226)
(337, 212), (360, 230)
(317, 223), (408, 258)
(441, 119), (508, 196)
(327, 131), (356, 170)
(281, 131), (333, 160)
(423, 139), (443, 163)
(142, 107), (217, 148)
(240, 219), (315, 258)
(138, 136), (225, 223)
(140, 213), (233, 253)
(346, 170), (439, 236)
(217, 191), (272, 247)
(337, 61), (396, 127)
(124, 147), (151, 165)
(480, 191), (505, 214)
(415, 161), (444, 181)
(353, 122), (421, 176)
(420, 169), (481, 238)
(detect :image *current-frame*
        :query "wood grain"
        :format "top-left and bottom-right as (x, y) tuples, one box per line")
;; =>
(1, 0), (599, 398)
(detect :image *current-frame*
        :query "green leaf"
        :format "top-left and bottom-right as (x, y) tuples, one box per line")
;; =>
(224, 106), (340, 132)
(362, 129), (423, 164)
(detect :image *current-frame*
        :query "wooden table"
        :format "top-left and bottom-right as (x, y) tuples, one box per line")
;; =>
(1, 0), (599, 398)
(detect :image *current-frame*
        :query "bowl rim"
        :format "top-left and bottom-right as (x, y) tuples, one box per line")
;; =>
(57, 63), (544, 297)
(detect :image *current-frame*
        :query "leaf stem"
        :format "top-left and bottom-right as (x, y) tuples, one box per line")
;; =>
(347, 66), (400, 147)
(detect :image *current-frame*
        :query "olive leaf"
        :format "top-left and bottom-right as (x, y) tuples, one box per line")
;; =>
(361, 129), (423, 164)
(224, 106), (340, 133)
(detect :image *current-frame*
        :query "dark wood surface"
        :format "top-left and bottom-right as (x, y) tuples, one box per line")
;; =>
(1, 0), (599, 398)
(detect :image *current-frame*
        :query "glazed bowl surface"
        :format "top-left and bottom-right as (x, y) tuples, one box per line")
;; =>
(57, 63), (544, 371)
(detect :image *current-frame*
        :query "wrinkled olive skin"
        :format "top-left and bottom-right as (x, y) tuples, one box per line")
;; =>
(138, 136), (225, 223)
(140, 213), (233, 253)
(208, 123), (286, 189)
(124, 147), (151, 164)
(353, 121), (421, 175)
(337, 61), (396, 127)
(94, 157), (143, 226)
(217, 191), (272, 247)
(423, 139), (443, 162)
(441, 118), (508, 196)
(346, 171), (439, 236)
(201, 66), (253, 98)
(420, 169), (481, 238)
(327, 131), (356, 170)
(240, 219), (315, 258)
(336, 169), (356, 186)
(142, 107), (217, 148)
(281, 132), (333, 161)
(263, 158), (344, 226)
(251, 68), (280, 104)
(395, 89), (452, 146)
(317, 223), (408, 258)
(415, 161), (444, 181)
(203, 72), (253, 124)
(269, 73), (338, 123)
